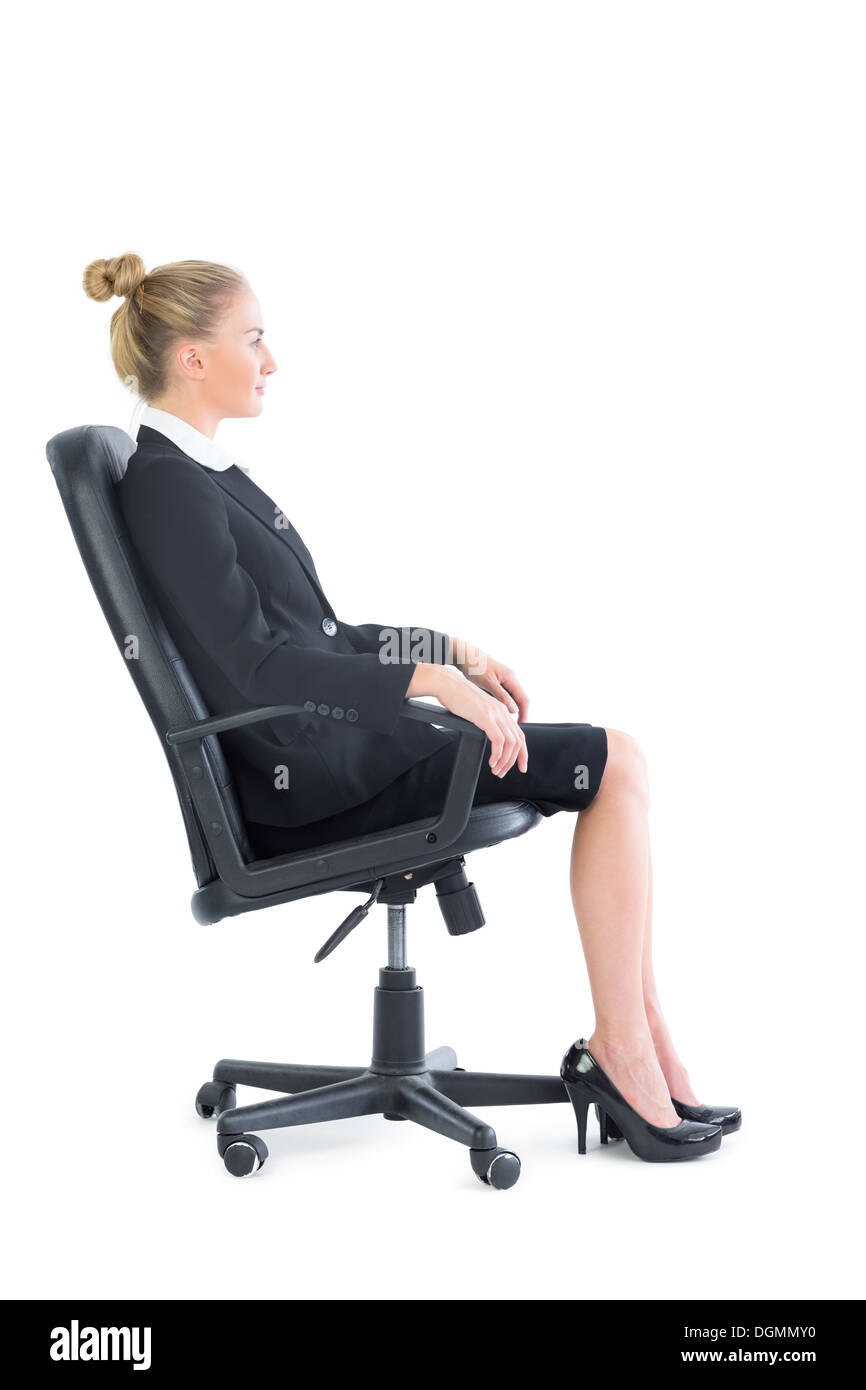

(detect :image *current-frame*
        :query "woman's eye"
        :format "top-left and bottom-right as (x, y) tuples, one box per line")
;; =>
(253, 337), (262, 347)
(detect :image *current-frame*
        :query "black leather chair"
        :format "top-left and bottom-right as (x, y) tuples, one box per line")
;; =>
(47, 425), (572, 1190)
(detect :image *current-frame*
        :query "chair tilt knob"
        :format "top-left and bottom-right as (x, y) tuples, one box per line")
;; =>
(434, 867), (486, 937)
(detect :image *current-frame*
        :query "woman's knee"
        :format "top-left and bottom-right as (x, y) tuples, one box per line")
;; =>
(599, 728), (650, 808)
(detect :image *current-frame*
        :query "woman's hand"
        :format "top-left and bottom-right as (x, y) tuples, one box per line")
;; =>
(408, 662), (528, 778)
(450, 637), (530, 723)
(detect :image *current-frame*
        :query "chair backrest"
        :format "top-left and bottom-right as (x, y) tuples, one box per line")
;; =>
(46, 424), (255, 887)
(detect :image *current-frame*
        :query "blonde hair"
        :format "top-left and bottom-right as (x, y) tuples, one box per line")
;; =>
(82, 253), (247, 402)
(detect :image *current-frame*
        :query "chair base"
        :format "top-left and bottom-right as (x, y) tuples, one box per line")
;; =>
(196, 963), (570, 1189)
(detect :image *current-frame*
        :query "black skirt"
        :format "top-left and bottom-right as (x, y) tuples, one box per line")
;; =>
(246, 721), (608, 859)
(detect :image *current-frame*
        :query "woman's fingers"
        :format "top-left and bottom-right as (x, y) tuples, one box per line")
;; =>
(508, 721), (528, 775)
(436, 672), (527, 779)
(486, 720), (505, 772)
(510, 722), (528, 775)
(484, 710), (505, 775)
(490, 676), (519, 714)
(499, 671), (530, 722)
(486, 706), (527, 777)
(516, 734), (529, 773)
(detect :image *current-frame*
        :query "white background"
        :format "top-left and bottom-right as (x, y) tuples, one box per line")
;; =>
(3, 0), (863, 1301)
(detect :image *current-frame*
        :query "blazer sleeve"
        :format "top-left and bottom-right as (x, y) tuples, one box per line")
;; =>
(122, 455), (418, 738)
(343, 622), (458, 664)
(342, 623), (453, 666)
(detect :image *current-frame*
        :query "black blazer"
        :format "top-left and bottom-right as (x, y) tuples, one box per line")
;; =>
(116, 424), (458, 828)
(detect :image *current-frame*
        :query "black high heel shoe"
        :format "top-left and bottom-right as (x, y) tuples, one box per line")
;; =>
(560, 1039), (722, 1162)
(599, 1097), (741, 1144)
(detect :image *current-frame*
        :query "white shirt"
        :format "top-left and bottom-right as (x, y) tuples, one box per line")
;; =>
(135, 403), (249, 474)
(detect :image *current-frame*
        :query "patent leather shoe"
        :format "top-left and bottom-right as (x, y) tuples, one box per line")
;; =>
(599, 1098), (741, 1142)
(560, 1038), (722, 1162)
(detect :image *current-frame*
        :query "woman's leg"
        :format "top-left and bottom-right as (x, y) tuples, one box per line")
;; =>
(640, 843), (700, 1105)
(568, 729), (683, 1128)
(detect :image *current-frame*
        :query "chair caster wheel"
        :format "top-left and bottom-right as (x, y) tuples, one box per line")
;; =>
(195, 1081), (236, 1118)
(470, 1146), (521, 1189)
(219, 1133), (268, 1176)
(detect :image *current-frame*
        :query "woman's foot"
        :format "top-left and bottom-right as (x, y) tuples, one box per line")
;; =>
(586, 1029), (681, 1128)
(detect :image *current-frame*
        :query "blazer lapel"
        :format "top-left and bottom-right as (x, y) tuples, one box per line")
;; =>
(207, 466), (337, 620)
(134, 424), (336, 618)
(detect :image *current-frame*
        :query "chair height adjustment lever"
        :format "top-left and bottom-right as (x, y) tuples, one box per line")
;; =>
(313, 878), (385, 963)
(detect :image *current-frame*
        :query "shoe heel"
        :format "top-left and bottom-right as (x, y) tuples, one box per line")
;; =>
(597, 1105), (624, 1143)
(564, 1080), (591, 1154)
(597, 1103), (622, 1142)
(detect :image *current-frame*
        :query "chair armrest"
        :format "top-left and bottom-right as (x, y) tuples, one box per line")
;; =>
(165, 697), (476, 744)
(165, 698), (489, 894)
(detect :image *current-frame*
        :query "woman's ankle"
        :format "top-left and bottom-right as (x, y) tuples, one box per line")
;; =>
(588, 1023), (655, 1058)
(645, 1026), (701, 1107)
(585, 1028), (681, 1127)
(644, 1000), (669, 1048)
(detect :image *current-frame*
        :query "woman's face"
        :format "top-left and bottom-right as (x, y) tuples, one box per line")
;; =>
(175, 284), (278, 420)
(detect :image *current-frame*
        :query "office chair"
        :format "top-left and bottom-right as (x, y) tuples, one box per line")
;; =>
(47, 424), (573, 1190)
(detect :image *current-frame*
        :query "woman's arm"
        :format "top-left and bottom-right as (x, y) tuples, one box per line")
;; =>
(344, 625), (530, 722)
(342, 623), (454, 667)
(122, 454), (427, 738)
(448, 637), (530, 721)
(404, 661), (529, 777)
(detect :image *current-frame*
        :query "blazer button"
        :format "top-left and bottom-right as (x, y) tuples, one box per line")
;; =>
(303, 700), (317, 712)
(346, 708), (359, 723)
(332, 706), (344, 719)
(321, 617), (338, 636)
(317, 702), (330, 716)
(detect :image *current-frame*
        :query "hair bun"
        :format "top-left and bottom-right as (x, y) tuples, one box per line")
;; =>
(82, 253), (147, 303)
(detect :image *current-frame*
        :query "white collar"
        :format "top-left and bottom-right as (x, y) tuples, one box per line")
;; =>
(136, 404), (243, 472)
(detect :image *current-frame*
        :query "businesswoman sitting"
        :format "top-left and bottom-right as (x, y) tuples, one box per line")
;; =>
(84, 253), (740, 1163)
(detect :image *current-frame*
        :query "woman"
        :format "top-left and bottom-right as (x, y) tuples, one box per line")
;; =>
(84, 252), (740, 1163)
